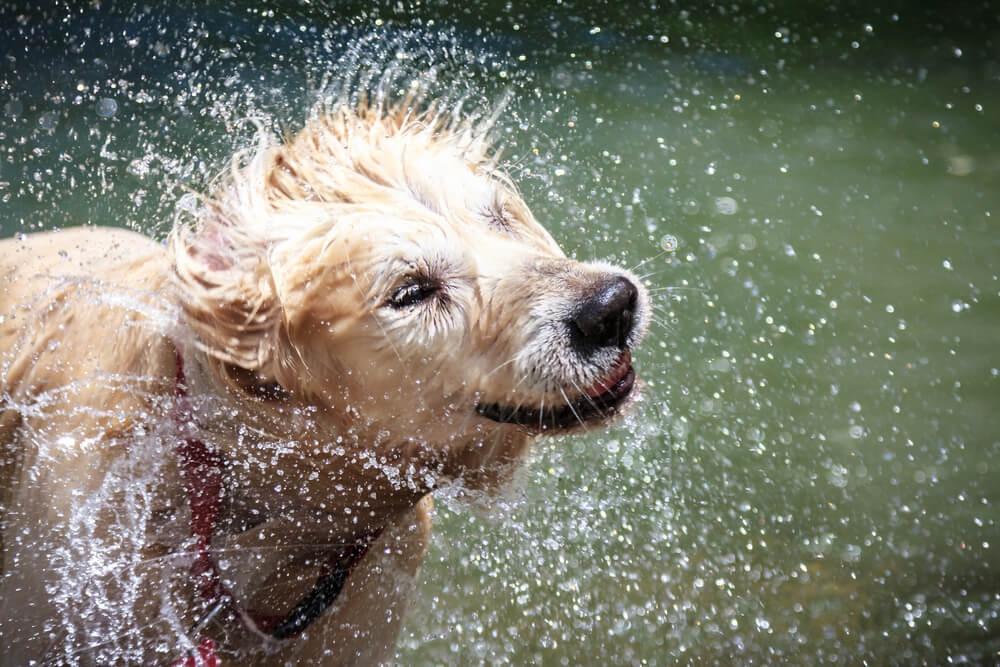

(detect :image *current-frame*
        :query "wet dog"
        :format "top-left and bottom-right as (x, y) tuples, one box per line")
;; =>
(0, 101), (648, 664)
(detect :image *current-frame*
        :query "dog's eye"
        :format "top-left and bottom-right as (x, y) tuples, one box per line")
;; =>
(387, 278), (439, 309)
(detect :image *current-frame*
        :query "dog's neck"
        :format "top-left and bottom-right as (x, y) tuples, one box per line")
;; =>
(171, 344), (530, 562)
(169, 347), (426, 629)
(174, 347), (428, 541)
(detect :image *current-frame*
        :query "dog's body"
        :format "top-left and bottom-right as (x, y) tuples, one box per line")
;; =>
(1, 103), (648, 664)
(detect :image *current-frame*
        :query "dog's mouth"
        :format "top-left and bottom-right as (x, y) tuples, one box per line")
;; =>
(475, 351), (637, 431)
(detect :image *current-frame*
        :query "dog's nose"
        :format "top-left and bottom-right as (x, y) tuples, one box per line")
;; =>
(569, 276), (638, 351)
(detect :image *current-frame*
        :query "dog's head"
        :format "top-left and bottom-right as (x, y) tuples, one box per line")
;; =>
(171, 103), (648, 485)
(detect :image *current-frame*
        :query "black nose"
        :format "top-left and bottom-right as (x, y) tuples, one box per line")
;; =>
(569, 276), (638, 352)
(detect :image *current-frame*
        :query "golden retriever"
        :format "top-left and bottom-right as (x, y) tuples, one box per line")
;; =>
(0, 100), (649, 664)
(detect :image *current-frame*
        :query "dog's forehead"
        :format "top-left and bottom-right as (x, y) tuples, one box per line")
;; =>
(347, 174), (562, 261)
(361, 209), (563, 273)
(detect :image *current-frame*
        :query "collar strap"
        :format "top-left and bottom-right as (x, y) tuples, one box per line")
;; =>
(174, 351), (381, 642)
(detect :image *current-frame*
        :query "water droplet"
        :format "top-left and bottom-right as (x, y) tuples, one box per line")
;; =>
(681, 199), (700, 215)
(714, 196), (738, 215)
(951, 300), (966, 313)
(95, 98), (118, 117)
(128, 158), (150, 178)
(39, 111), (59, 130)
(829, 464), (849, 488)
(178, 193), (197, 211)
(708, 357), (731, 372)
(842, 544), (862, 561)
(738, 233), (756, 250)
(659, 234), (678, 252)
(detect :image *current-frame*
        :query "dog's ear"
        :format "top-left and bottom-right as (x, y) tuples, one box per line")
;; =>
(169, 210), (284, 374)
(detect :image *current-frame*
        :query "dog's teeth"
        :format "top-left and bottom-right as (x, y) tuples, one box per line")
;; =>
(583, 351), (632, 397)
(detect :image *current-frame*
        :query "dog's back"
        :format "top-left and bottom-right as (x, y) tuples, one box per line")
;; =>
(0, 227), (171, 577)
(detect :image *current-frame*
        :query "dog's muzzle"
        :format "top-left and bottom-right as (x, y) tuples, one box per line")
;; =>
(475, 274), (643, 431)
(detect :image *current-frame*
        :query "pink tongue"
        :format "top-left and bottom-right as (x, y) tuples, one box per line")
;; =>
(584, 351), (631, 397)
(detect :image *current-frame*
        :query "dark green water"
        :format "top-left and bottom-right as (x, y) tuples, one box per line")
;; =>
(2, 2), (997, 664)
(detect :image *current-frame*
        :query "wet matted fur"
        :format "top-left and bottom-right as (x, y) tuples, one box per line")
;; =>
(0, 100), (649, 664)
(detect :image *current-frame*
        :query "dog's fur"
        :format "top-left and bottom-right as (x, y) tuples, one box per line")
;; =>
(0, 101), (648, 664)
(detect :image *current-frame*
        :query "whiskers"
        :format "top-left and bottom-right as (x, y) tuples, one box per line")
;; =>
(558, 387), (588, 431)
(645, 283), (710, 337)
(626, 247), (673, 275)
(645, 284), (706, 297)
(482, 354), (521, 380)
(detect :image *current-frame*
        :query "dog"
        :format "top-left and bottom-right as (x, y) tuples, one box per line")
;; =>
(0, 99), (649, 664)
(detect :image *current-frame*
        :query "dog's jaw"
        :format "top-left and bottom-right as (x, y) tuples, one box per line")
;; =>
(474, 350), (639, 432)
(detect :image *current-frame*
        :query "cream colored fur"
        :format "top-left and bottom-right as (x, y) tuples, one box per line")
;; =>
(0, 101), (648, 664)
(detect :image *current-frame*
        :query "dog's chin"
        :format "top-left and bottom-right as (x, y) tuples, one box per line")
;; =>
(475, 351), (638, 433)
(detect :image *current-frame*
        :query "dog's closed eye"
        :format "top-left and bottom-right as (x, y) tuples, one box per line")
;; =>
(386, 276), (440, 309)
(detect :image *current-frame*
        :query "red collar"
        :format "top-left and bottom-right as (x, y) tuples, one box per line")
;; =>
(173, 351), (381, 651)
